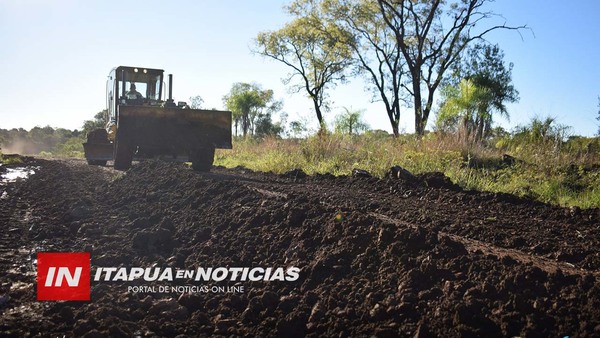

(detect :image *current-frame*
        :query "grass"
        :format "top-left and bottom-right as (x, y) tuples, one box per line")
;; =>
(215, 133), (600, 209)
(0, 152), (24, 165)
(216, 133), (463, 176)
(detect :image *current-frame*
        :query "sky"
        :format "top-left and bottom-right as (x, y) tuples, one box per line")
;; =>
(0, 0), (599, 136)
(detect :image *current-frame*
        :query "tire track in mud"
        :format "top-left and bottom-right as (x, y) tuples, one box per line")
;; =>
(369, 212), (599, 278)
(221, 168), (600, 276)
(232, 176), (599, 278)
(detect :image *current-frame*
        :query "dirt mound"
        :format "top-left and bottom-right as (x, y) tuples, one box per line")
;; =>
(0, 159), (599, 337)
(417, 171), (462, 191)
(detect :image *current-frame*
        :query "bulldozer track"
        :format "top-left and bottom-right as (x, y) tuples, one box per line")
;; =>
(369, 212), (600, 277)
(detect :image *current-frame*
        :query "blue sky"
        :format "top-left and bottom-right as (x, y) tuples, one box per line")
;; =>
(1, 0), (599, 136)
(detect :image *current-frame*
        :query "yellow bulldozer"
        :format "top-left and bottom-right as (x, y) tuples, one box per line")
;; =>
(83, 66), (232, 171)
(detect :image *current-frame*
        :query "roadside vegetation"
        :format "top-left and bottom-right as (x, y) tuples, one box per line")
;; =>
(214, 116), (600, 209)
(0, 153), (23, 165)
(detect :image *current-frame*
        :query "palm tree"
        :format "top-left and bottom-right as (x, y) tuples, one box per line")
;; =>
(436, 79), (491, 143)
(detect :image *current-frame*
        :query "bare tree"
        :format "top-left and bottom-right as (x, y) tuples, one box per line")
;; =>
(321, 0), (408, 137)
(377, 0), (527, 136)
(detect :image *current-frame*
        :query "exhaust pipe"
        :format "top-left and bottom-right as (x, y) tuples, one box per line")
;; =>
(168, 74), (173, 101)
(121, 69), (126, 98)
(165, 73), (176, 107)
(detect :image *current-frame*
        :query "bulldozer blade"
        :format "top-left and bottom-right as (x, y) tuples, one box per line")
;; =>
(116, 106), (232, 151)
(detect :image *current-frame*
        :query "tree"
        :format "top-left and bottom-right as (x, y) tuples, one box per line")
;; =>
(223, 83), (263, 137)
(377, 0), (526, 136)
(223, 83), (282, 137)
(597, 96), (600, 136)
(319, 0), (407, 137)
(254, 4), (353, 130)
(188, 95), (204, 109)
(334, 107), (370, 135)
(288, 120), (307, 138)
(29, 126), (59, 150)
(464, 44), (519, 141)
(436, 78), (491, 143)
(442, 43), (519, 142)
(254, 112), (284, 137)
(82, 110), (107, 136)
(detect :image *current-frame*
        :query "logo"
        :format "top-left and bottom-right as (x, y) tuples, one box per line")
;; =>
(37, 252), (90, 301)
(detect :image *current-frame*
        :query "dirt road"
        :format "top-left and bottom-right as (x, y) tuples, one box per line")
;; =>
(1, 158), (599, 337)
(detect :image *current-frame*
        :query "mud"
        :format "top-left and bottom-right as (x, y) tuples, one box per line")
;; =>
(0, 158), (599, 337)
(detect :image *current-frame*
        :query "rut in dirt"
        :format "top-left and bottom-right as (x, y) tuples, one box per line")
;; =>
(0, 158), (599, 337)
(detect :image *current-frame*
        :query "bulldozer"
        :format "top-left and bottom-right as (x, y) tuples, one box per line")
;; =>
(83, 66), (232, 171)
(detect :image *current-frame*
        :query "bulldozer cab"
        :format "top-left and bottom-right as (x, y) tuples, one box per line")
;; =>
(107, 66), (164, 122)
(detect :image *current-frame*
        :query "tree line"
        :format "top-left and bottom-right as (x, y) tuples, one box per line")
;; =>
(0, 126), (83, 155)
(253, 0), (527, 138)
